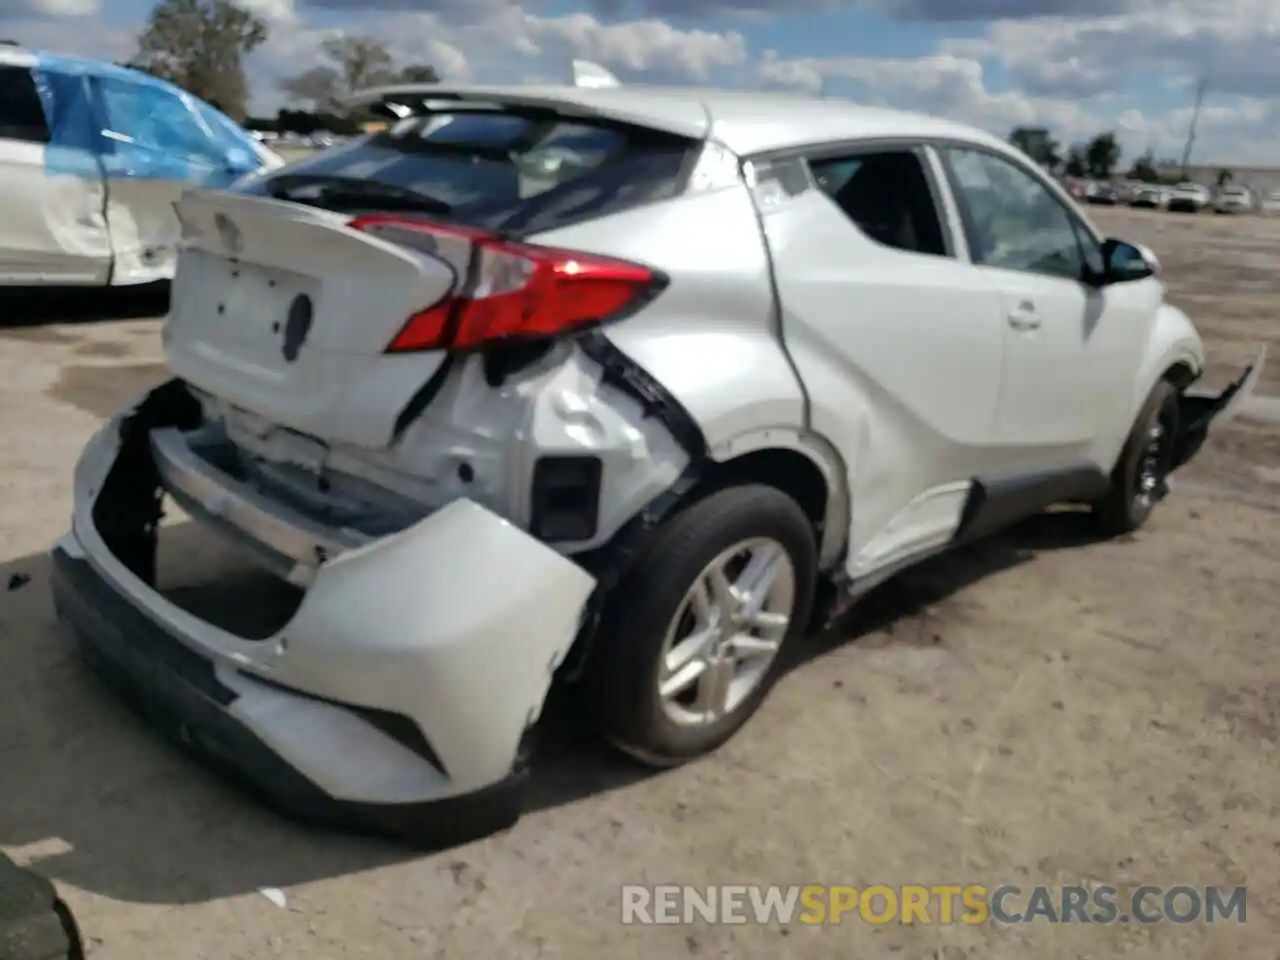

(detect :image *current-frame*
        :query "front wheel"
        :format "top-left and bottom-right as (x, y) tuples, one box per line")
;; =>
(1094, 381), (1179, 536)
(582, 484), (817, 766)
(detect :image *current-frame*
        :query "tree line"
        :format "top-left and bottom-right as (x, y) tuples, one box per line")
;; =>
(1007, 126), (1235, 186)
(116, 0), (439, 131)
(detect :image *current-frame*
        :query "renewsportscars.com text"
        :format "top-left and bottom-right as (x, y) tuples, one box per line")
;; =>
(620, 884), (1247, 926)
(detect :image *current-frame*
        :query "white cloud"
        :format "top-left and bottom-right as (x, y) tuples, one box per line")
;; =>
(941, 2), (1280, 100)
(0, 0), (97, 15)
(236, 0), (299, 22)
(756, 45), (1280, 165)
(515, 12), (747, 79)
(759, 50), (1104, 139)
(0, 15), (132, 58)
(248, 6), (747, 107)
(3, 0), (1276, 165)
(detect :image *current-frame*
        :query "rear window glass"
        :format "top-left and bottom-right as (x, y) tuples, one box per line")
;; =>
(236, 109), (695, 235)
(0, 65), (50, 143)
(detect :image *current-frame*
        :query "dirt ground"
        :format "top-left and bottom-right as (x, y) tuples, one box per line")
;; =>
(0, 207), (1277, 959)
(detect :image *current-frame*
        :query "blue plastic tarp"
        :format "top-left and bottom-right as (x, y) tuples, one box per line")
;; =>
(30, 51), (264, 188)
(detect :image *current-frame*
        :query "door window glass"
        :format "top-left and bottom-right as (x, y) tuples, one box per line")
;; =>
(943, 147), (1086, 280)
(809, 149), (950, 257)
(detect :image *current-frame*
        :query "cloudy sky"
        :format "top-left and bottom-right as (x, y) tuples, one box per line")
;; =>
(3, 0), (1278, 165)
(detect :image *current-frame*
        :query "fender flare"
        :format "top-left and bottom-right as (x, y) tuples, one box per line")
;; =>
(707, 426), (851, 571)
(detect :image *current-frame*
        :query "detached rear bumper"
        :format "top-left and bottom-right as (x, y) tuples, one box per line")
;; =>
(52, 380), (596, 847)
(1171, 346), (1268, 471)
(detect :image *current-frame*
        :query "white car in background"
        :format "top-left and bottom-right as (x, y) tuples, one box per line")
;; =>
(1261, 189), (1280, 216)
(0, 44), (281, 286)
(52, 77), (1264, 846)
(1130, 184), (1168, 209)
(1166, 181), (1210, 213)
(1213, 185), (1254, 214)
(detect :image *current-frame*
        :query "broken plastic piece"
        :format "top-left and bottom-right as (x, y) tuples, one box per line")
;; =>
(259, 887), (287, 908)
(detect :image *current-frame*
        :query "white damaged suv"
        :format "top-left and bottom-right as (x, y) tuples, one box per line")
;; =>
(52, 80), (1264, 846)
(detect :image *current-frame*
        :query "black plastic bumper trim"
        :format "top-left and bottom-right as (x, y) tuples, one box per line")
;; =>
(577, 330), (708, 460)
(242, 670), (450, 777)
(50, 547), (524, 850)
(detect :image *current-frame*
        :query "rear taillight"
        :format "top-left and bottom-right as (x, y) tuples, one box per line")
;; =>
(350, 214), (663, 353)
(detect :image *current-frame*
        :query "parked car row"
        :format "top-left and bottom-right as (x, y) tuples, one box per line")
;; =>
(251, 129), (355, 151)
(1070, 175), (1280, 215)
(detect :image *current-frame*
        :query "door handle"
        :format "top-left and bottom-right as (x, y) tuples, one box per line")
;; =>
(1006, 301), (1041, 330)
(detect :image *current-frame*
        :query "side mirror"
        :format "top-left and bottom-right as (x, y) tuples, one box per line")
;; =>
(1101, 237), (1158, 284)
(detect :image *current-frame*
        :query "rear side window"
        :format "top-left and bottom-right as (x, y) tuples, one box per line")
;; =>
(0, 65), (50, 143)
(239, 109), (695, 234)
(808, 149), (950, 258)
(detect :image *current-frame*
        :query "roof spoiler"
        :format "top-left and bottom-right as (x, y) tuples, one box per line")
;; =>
(346, 61), (623, 119)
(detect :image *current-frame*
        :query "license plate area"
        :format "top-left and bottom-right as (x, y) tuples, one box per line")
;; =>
(177, 251), (318, 352)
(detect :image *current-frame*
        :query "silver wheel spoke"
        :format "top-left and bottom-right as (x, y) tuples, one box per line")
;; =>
(659, 657), (706, 699)
(656, 536), (798, 729)
(746, 609), (790, 638)
(707, 565), (740, 615)
(734, 544), (786, 618)
(727, 633), (781, 659)
(660, 625), (718, 698)
(687, 578), (716, 629)
(693, 656), (735, 719)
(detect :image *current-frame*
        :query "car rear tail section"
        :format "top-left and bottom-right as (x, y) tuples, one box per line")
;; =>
(166, 190), (460, 447)
(167, 190), (666, 449)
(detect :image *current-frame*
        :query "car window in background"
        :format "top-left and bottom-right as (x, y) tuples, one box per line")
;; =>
(944, 147), (1086, 281)
(239, 109), (696, 234)
(0, 65), (50, 143)
(96, 77), (225, 167)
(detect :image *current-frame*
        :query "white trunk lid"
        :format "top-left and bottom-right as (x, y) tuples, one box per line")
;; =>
(164, 189), (454, 447)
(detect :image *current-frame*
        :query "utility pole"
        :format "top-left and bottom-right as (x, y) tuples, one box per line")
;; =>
(1180, 77), (1207, 179)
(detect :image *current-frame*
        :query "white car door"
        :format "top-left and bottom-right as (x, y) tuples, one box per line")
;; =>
(936, 145), (1146, 469)
(0, 63), (111, 285)
(92, 74), (248, 285)
(756, 146), (1007, 576)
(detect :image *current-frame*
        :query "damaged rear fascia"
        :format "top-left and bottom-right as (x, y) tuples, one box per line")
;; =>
(89, 378), (460, 780)
(575, 331), (708, 462)
(553, 331), (712, 681)
(1169, 352), (1265, 471)
(130, 345), (708, 683)
(96, 378), (202, 585)
(558, 461), (704, 682)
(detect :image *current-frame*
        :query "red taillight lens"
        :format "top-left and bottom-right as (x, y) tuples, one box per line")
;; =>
(350, 214), (663, 353)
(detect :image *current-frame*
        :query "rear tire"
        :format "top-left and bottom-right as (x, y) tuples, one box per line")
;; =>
(582, 484), (817, 767)
(1094, 381), (1179, 536)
